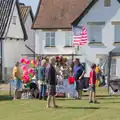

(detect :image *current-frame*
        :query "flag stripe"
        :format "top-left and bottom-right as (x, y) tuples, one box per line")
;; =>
(72, 26), (88, 46)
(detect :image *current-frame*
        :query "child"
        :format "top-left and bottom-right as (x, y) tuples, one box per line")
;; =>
(89, 63), (98, 103)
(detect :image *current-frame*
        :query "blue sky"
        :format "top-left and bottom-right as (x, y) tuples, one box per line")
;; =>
(19, 0), (39, 14)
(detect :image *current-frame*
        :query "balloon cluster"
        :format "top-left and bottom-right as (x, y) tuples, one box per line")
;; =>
(20, 58), (37, 83)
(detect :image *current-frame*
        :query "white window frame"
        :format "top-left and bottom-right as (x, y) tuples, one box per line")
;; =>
(45, 32), (55, 47)
(12, 16), (17, 25)
(115, 25), (120, 43)
(65, 31), (73, 47)
(88, 25), (103, 43)
(104, 0), (111, 7)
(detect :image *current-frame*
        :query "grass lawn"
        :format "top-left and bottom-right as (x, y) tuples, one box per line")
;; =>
(0, 87), (120, 120)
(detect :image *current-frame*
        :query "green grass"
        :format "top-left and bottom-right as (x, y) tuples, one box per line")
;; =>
(0, 88), (120, 120)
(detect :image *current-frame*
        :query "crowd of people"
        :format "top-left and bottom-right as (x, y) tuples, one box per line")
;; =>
(12, 56), (101, 108)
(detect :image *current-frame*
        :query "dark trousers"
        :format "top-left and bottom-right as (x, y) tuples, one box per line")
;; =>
(40, 84), (47, 99)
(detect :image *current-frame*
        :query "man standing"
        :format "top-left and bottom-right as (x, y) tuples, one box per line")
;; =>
(12, 62), (22, 100)
(73, 58), (85, 99)
(45, 57), (58, 108)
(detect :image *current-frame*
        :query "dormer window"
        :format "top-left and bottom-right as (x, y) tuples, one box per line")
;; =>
(104, 0), (111, 7)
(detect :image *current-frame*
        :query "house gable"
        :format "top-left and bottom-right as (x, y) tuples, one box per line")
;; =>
(7, 0), (27, 40)
(72, 0), (120, 26)
(0, 0), (15, 39)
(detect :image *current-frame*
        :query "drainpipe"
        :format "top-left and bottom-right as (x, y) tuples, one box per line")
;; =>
(25, 44), (35, 58)
(0, 38), (4, 81)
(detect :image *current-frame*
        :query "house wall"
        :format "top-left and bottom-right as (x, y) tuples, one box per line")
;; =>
(7, 4), (24, 39)
(25, 13), (35, 55)
(2, 4), (25, 80)
(35, 30), (75, 55)
(77, 0), (120, 77)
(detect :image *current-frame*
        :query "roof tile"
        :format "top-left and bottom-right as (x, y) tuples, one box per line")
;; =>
(32, 0), (88, 29)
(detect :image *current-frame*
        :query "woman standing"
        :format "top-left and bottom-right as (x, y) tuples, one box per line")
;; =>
(61, 58), (71, 97)
(38, 59), (47, 100)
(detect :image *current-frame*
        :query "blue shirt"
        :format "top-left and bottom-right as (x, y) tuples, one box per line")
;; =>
(73, 64), (84, 80)
(38, 66), (45, 81)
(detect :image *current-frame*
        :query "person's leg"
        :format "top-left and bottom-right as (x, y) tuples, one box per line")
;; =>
(53, 95), (56, 107)
(76, 81), (80, 99)
(13, 79), (18, 100)
(79, 90), (82, 99)
(79, 80), (83, 99)
(47, 95), (52, 108)
(89, 91), (93, 103)
(13, 89), (17, 99)
(93, 85), (97, 103)
(93, 92), (96, 102)
(39, 84), (43, 100)
(43, 84), (47, 100)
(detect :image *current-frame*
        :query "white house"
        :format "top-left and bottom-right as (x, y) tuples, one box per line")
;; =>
(0, 0), (35, 80)
(72, 0), (120, 77)
(32, 0), (89, 57)
(20, 4), (35, 57)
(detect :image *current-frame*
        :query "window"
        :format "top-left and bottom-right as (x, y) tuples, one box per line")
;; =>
(104, 0), (111, 7)
(65, 31), (73, 46)
(111, 59), (116, 76)
(12, 16), (17, 25)
(45, 32), (55, 47)
(115, 26), (120, 43)
(89, 26), (102, 43)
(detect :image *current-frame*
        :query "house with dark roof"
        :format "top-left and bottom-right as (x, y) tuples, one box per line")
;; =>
(32, 0), (88, 56)
(20, 4), (35, 56)
(0, 0), (35, 80)
(72, 0), (120, 77)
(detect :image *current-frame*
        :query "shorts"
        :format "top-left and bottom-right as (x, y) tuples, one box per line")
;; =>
(14, 79), (22, 90)
(76, 80), (83, 91)
(89, 84), (96, 92)
(48, 85), (56, 96)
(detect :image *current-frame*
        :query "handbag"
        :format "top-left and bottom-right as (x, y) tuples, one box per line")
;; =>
(68, 76), (75, 84)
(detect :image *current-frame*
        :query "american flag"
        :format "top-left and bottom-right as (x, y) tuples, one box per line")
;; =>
(72, 26), (88, 46)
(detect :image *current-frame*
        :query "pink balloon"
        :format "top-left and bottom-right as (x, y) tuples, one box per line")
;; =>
(21, 65), (27, 71)
(31, 60), (36, 65)
(25, 59), (30, 65)
(28, 68), (34, 74)
(20, 58), (25, 63)
(23, 71), (28, 76)
(23, 75), (30, 83)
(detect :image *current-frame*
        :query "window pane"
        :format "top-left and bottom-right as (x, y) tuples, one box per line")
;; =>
(51, 38), (55, 46)
(115, 26), (120, 42)
(46, 38), (50, 46)
(51, 32), (55, 37)
(89, 26), (102, 42)
(46, 33), (50, 37)
(65, 31), (73, 46)
(111, 59), (116, 76)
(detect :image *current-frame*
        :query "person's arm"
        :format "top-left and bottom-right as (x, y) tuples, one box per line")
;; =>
(90, 70), (94, 86)
(79, 65), (85, 80)
(79, 71), (85, 80)
(13, 68), (18, 78)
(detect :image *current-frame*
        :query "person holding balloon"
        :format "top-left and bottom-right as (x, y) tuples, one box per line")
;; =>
(37, 59), (47, 100)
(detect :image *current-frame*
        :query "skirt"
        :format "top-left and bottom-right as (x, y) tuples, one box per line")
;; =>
(48, 85), (56, 96)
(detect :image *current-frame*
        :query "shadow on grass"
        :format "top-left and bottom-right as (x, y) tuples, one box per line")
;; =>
(104, 101), (120, 104)
(62, 106), (100, 110)
(0, 95), (13, 101)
